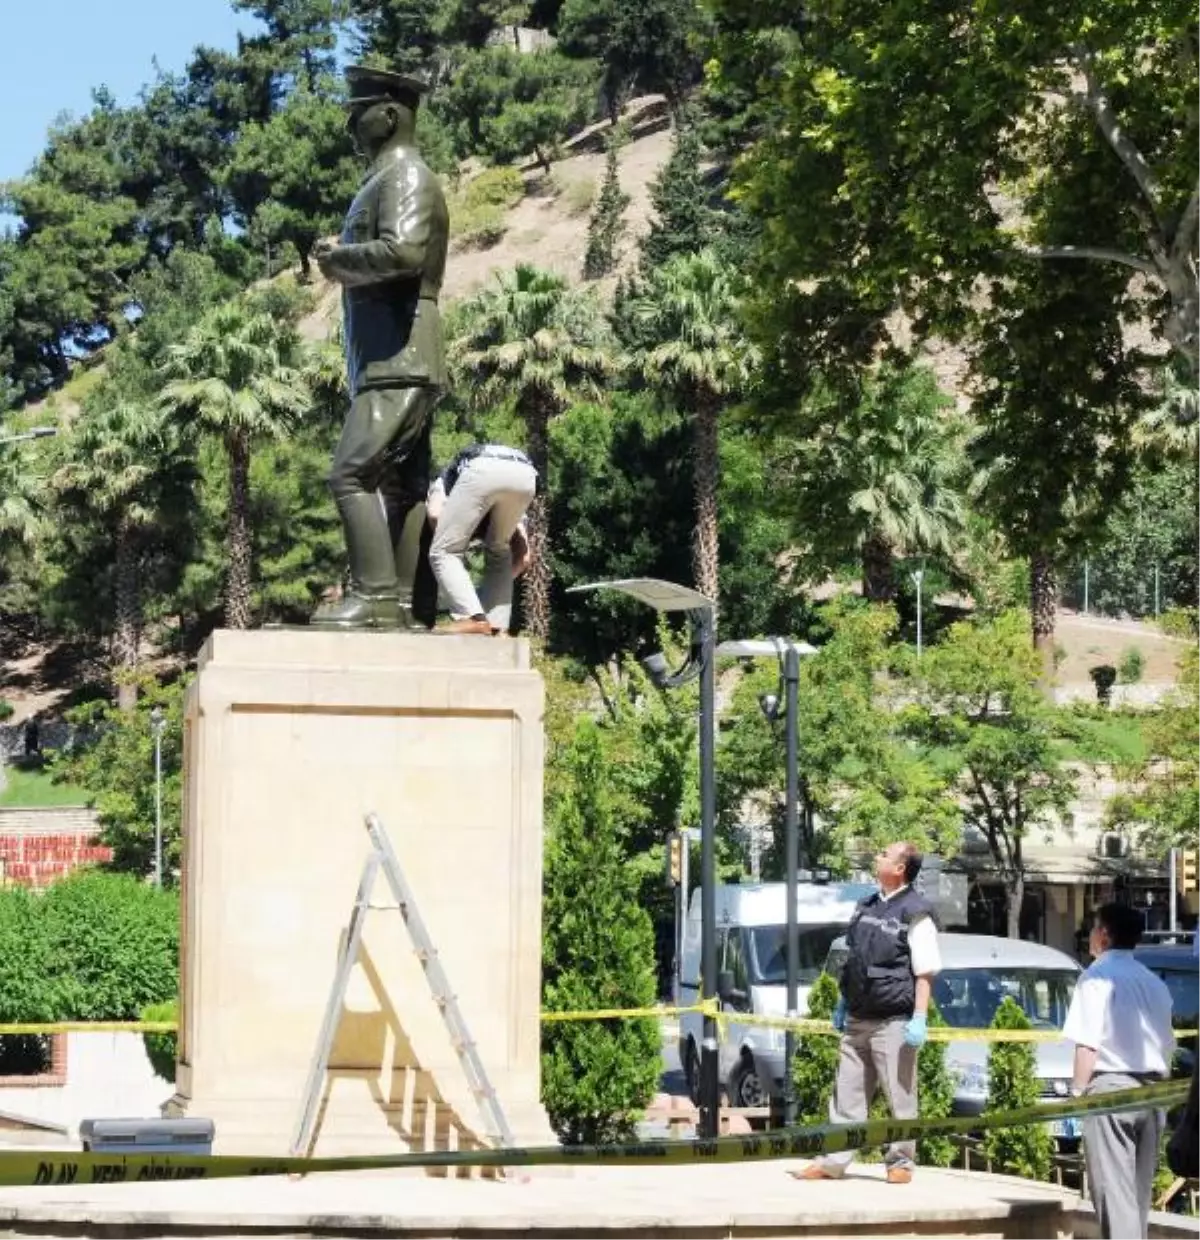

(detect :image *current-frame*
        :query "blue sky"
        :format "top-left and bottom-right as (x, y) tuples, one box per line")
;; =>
(1, 0), (257, 184)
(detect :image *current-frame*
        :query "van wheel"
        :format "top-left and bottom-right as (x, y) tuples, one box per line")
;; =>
(730, 1053), (767, 1109)
(683, 1039), (701, 1106)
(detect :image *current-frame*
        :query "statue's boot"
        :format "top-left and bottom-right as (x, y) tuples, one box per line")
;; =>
(311, 494), (408, 630)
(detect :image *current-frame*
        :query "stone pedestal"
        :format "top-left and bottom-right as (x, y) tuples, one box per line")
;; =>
(167, 630), (553, 1159)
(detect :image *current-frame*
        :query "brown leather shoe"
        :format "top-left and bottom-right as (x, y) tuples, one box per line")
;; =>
(446, 617), (494, 635)
(886, 1166), (913, 1184)
(789, 1163), (839, 1181)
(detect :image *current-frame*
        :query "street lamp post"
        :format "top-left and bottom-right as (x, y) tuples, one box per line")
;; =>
(0, 427), (56, 447)
(911, 568), (925, 658)
(569, 578), (720, 1139)
(717, 636), (816, 1126)
(150, 708), (166, 887)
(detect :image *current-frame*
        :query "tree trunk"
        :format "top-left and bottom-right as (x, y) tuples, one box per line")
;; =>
(113, 517), (140, 712)
(523, 402), (552, 641)
(1006, 869), (1024, 939)
(692, 391), (720, 604)
(1030, 552), (1057, 688)
(861, 529), (896, 602)
(225, 432), (253, 630)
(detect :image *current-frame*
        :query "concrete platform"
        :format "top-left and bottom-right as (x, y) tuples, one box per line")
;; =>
(0, 1160), (1079, 1238)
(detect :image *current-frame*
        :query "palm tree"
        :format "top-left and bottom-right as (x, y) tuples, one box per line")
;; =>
(1135, 362), (1200, 607)
(789, 364), (969, 603)
(449, 266), (617, 640)
(53, 397), (190, 709)
(628, 250), (758, 603)
(159, 302), (310, 629)
(0, 447), (43, 563)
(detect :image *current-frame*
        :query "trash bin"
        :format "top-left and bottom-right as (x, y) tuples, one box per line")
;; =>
(79, 1118), (214, 1155)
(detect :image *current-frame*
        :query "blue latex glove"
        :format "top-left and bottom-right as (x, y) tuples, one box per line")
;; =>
(903, 1012), (928, 1048)
(831, 998), (847, 1033)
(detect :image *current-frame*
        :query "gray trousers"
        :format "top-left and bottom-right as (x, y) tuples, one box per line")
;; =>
(1084, 1073), (1165, 1240)
(430, 456), (537, 629)
(818, 1016), (918, 1173)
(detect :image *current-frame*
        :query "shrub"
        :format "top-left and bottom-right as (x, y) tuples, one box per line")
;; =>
(0, 884), (59, 1022)
(40, 871), (179, 1019)
(560, 175), (596, 216)
(1117, 646), (1145, 684)
(141, 999), (178, 1084)
(792, 972), (841, 1122)
(1089, 664), (1118, 704)
(462, 166), (525, 210)
(448, 167), (526, 251)
(916, 1002), (956, 1167)
(541, 721), (661, 1144)
(0, 700), (13, 722)
(981, 996), (1053, 1180)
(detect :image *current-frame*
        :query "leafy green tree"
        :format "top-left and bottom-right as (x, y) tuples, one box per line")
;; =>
(52, 393), (193, 709)
(224, 89), (363, 279)
(556, 0), (701, 112)
(773, 364), (970, 602)
(440, 46), (598, 170)
(639, 113), (720, 274)
(719, 602), (961, 875)
(346, 0), (442, 72)
(908, 612), (1078, 938)
(53, 679), (187, 881)
(40, 871), (179, 1020)
(541, 719), (661, 1143)
(628, 250), (758, 603)
(159, 300), (312, 629)
(582, 129), (629, 280)
(981, 996), (1053, 1180)
(449, 265), (617, 639)
(232, 0), (342, 93)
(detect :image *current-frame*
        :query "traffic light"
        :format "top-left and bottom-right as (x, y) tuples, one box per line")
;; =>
(665, 832), (683, 886)
(1182, 849), (1198, 893)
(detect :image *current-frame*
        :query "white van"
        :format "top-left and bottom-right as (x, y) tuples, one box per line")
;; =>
(678, 880), (873, 1107)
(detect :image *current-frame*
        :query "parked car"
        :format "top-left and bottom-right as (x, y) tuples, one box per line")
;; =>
(678, 880), (874, 1107)
(1133, 943), (1198, 1074)
(825, 933), (1083, 1144)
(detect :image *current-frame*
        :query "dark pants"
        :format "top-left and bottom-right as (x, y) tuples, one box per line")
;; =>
(328, 385), (441, 596)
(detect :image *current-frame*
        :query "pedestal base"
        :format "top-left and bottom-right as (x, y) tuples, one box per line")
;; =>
(170, 631), (554, 1160)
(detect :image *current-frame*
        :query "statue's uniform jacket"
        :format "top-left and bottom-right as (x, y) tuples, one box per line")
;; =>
(321, 145), (450, 395)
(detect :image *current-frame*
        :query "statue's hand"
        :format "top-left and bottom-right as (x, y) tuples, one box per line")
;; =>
(311, 236), (339, 273)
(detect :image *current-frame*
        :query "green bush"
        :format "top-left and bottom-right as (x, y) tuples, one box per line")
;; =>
(1117, 646), (1145, 684)
(541, 721), (661, 1144)
(449, 167), (525, 250)
(141, 999), (178, 1084)
(916, 1002), (956, 1167)
(792, 972), (841, 1122)
(0, 700), (13, 722)
(462, 166), (525, 211)
(40, 871), (179, 1020)
(981, 996), (1053, 1180)
(0, 884), (60, 1022)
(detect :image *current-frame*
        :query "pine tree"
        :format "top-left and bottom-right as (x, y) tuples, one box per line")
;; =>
(640, 111), (717, 274)
(981, 996), (1054, 1179)
(583, 129), (630, 280)
(541, 720), (661, 1144)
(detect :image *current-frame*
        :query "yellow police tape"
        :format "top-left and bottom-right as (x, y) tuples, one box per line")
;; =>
(9, 1079), (1189, 1187)
(0, 1022), (178, 1035)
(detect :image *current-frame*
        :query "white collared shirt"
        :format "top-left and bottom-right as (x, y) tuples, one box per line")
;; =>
(879, 884), (941, 977)
(1063, 950), (1175, 1075)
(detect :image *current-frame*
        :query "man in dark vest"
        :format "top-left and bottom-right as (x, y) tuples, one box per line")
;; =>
(310, 64), (450, 629)
(794, 841), (941, 1184)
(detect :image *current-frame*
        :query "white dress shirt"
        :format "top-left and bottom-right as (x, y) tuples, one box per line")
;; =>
(1063, 949), (1175, 1076)
(880, 884), (942, 977)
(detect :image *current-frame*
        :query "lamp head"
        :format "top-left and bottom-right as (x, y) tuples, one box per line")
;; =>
(641, 651), (671, 689)
(758, 692), (781, 722)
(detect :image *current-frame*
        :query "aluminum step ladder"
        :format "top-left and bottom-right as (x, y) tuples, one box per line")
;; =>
(291, 812), (515, 1157)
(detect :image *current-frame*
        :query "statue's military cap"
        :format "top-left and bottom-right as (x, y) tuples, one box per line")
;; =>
(344, 65), (431, 111)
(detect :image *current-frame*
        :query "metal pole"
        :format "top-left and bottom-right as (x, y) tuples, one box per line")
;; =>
(1169, 849), (1178, 934)
(698, 606), (720, 1141)
(152, 712), (164, 888)
(1154, 564), (1161, 619)
(676, 833), (690, 1009)
(783, 644), (800, 1127)
(1083, 560), (1090, 614)
(913, 569), (925, 658)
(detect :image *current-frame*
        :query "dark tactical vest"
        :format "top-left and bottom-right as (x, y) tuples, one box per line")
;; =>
(841, 887), (938, 1020)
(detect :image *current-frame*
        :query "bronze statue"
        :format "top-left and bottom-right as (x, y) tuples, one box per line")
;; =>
(311, 65), (450, 630)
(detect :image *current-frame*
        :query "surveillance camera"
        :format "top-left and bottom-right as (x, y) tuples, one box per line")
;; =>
(758, 692), (781, 722)
(641, 651), (670, 688)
